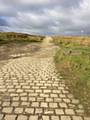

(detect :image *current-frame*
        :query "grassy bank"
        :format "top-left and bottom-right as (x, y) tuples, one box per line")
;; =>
(0, 32), (44, 45)
(54, 36), (90, 115)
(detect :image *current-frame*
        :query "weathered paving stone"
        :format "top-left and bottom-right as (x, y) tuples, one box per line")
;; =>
(21, 102), (30, 107)
(49, 103), (58, 108)
(46, 98), (53, 102)
(0, 114), (4, 120)
(17, 89), (23, 93)
(59, 103), (68, 108)
(54, 98), (62, 102)
(51, 116), (60, 120)
(41, 102), (48, 108)
(65, 109), (75, 115)
(51, 94), (58, 98)
(63, 99), (71, 103)
(59, 94), (66, 98)
(12, 97), (19, 101)
(35, 108), (43, 114)
(4, 115), (17, 120)
(68, 103), (76, 109)
(2, 107), (13, 113)
(42, 116), (50, 120)
(61, 116), (71, 120)
(2, 102), (10, 107)
(31, 102), (39, 107)
(36, 90), (42, 93)
(44, 90), (51, 93)
(14, 107), (23, 114)
(55, 109), (64, 115)
(44, 108), (54, 115)
(0, 38), (89, 120)
(25, 108), (34, 114)
(75, 109), (85, 115)
(29, 115), (38, 120)
(53, 90), (61, 93)
(11, 102), (19, 107)
(21, 97), (27, 101)
(72, 116), (83, 120)
(40, 93), (49, 98)
(17, 115), (28, 120)
(29, 93), (38, 97)
(29, 97), (36, 101)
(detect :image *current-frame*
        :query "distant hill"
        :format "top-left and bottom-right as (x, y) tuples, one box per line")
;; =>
(0, 32), (45, 45)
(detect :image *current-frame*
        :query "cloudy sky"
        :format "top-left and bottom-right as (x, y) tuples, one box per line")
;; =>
(0, 0), (90, 35)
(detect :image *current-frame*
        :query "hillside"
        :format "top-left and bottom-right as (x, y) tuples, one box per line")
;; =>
(0, 32), (44, 45)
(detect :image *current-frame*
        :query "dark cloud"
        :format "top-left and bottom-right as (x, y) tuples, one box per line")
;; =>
(0, 17), (8, 26)
(58, 0), (82, 8)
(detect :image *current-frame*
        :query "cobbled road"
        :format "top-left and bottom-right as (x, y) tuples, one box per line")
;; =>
(0, 37), (89, 120)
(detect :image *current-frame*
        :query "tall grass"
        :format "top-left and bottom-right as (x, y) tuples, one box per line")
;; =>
(54, 36), (90, 115)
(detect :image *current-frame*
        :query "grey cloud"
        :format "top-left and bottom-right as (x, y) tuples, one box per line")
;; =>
(0, 17), (8, 26)
(58, 0), (82, 8)
(0, 0), (90, 35)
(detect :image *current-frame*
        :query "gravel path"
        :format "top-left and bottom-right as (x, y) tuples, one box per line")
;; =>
(0, 37), (89, 120)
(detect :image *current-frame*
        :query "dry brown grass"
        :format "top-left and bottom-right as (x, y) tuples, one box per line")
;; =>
(53, 36), (90, 46)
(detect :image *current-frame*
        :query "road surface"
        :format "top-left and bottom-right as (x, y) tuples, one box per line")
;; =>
(0, 37), (89, 120)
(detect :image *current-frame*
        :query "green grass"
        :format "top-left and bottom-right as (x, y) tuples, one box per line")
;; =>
(54, 38), (90, 115)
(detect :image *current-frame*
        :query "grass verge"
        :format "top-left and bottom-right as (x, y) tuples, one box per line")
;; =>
(54, 36), (90, 115)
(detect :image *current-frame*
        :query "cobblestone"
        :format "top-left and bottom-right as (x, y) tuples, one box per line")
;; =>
(65, 109), (75, 115)
(44, 109), (54, 115)
(42, 116), (50, 120)
(72, 116), (83, 120)
(17, 115), (28, 120)
(4, 115), (17, 120)
(2, 107), (13, 113)
(11, 102), (19, 107)
(35, 108), (43, 114)
(29, 115), (38, 120)
(41, 102), (48, 108)
(14, 107), (23, 114)
(31, 102), (39, 107)
(61, 116), (71, 120)
(51, 116), (60, 120)
(59, 102), (68, 108)
(49, 102), (58, 108)
(55, 109), (64, 115)
(0, 114), (4, 120)
(25, 108), (34, 114)
(2, 102), (10, 107)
